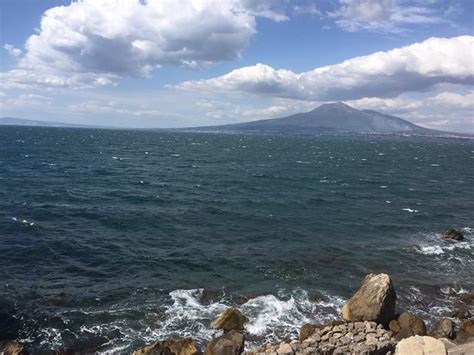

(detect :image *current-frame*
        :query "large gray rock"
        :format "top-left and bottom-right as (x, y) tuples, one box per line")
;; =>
(205, 331), (244, 355)
(341, 273), (396, 326)
(210, 307), (248, 332)
(133, 338), (200, 355)
(395, 335), (447, 355)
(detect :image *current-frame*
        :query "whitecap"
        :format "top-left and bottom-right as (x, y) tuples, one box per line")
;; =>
(402, 208), (419, 213)
(418, 245), (444, 255)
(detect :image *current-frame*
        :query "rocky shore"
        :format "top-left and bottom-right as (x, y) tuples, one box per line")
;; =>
(128, 272), (474, 355)
(1, 230), (473, 355)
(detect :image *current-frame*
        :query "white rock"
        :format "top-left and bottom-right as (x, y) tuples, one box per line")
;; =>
(395, 335), (446, 355)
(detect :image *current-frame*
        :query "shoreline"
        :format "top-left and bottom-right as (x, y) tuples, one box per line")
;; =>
(2, 274), (473, 354)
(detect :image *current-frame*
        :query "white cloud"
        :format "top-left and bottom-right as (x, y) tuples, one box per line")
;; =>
(428, 91), (474, 110)
(0, 93), (52, 109)
(3, 43), (22, 57)
(175, 36), (474, 102)
(329, 0), (448, 33)
(347, 97), (423, 113)
(3, 0), (299, 89)
(67, 99), (184, 118)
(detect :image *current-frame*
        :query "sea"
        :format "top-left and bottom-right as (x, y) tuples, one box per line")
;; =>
(0, 126), (473, 353)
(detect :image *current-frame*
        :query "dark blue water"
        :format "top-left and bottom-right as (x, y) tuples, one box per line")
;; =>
(0, 126), (473, 353)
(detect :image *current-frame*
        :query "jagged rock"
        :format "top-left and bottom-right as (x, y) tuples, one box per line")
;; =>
(460, 319), (474, 335)
(299, 324), (320, 341)
(395, 335), (447, 355)
(448, 308), (471, 319)
(133, 338), (200, 355)
(206, 330), (244, 355)
(211, 307), (248, 332)
(397, 312), (426, 335)
(341, 273), (396, 326)
(0, 341), (27, 355)
(430, 319), (456, 339)
(442, 229), (464, 241)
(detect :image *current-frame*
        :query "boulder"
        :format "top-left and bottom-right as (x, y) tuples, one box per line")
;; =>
(232, 293), (259, 306)
(395, 335), (447, 355)
(460, 319), (474, 336)
(199, 289), (223, 305)
(460, 291), (474, 306)
(341, 273), (396, 326)
(210, 307), (248, 332)
(276, 343), (294, 355)
(133, 338), (200, 355)
(394, 327), (415, 341)
(397, 312), (426, 335)
(430, 319), (455, 339)
(442, 229), (464, 241)
(389, 319), (401, 333)
(0, 341), (27, 355)
(448, 308), (471, 319)
(299, 324), (321, 341)
(205, 331), (244, 355)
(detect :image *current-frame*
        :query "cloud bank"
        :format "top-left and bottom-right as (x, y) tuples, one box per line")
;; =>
(3, 0), (296, 89)
(175, 36), (474, 101)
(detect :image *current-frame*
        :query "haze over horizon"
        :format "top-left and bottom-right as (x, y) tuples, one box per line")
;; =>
(1, 0), (473, 132)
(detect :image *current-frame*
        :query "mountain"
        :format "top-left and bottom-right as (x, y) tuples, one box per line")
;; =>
(189, 102), (444, 136)
(0, 117), (105, 129)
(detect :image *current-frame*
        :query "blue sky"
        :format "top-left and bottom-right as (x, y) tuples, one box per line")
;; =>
(1, 0), (473, 131)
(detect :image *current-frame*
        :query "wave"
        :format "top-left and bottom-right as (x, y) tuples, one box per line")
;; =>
(414, 227), (473, 256)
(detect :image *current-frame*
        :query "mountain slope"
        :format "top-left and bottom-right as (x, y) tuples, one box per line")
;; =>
(191, 102), (440, 135)
(0, 117), (105, 129)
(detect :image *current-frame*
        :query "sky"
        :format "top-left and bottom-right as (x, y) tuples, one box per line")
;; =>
(0, 0), (473, 132)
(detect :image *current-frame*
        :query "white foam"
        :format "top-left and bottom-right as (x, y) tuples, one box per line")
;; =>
(402, 208), (419, 213)
(418, 245), (444, 255)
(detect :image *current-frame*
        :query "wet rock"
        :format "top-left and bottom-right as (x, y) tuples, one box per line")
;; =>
(199, 289), (223, 305)
(397, 312), (426, 335)
(341, 273), (396, 327)
(460, 319), (474, 336)
(448, 308), (471, 319)
(442, 229), (464, 241)
(460, 291), (474, 306)
(0, 341), (27, 355)
(395, 335), (446, 355)
(206, 331), (244, 355)
(233, 293), (259, 306)
(298, 324), (320, 341)
(133, 338), (200, 355)
(430, 319), (455, 339)
(211, 307), (248, 332)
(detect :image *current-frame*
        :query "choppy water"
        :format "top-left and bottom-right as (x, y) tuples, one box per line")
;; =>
(0, 126), (473, 353)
